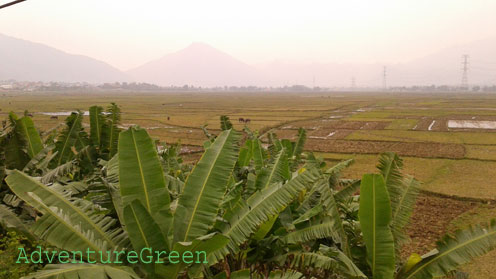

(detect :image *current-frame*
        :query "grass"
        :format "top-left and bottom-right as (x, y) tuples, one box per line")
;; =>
(317, 152), (496, 199)
(4, 91), (496, 197)
(385, 119), (418, 130)
(346, 111), (392, 119)
(342, 117), (392, 122)
(0, 92), (331, 133)
(465, 145), (496, 160)
(346, 130), (496, 145)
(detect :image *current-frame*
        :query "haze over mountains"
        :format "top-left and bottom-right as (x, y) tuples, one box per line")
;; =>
(128, 42), (266, 87)
(0, 34), (129, 84)
(1, 33), (495, 87)
(256, 37), (496, 87)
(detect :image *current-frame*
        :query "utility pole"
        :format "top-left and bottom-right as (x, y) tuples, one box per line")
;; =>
(351, 77), (356, 91)
(461, 54), (469, 90)
(312, 75), (316, 90)
(382, 66), (387, 91)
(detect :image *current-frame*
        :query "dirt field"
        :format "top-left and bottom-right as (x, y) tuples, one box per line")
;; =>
(403, 194), (478, 258)
(308, 139), (465, 158)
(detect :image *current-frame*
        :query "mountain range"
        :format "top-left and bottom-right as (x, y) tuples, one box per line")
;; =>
(1, 33), (495, 87)
(0, 34), (128, 84)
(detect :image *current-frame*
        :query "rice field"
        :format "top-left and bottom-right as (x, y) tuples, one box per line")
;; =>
(3, 90), (496, 276)
(3, 91), (496, 199)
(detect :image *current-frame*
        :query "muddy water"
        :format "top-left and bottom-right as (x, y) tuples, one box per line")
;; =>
(428, 120), (436, 131)
(42, 111), (89, 116)
(41, 111), (112, 116)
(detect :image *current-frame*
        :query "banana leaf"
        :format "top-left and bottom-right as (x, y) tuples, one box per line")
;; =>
(359, 174), (395, 279)
(173, 129), (239, 242)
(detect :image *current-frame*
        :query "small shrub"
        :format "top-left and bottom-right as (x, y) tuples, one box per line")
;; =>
(0, 231), (41, 279)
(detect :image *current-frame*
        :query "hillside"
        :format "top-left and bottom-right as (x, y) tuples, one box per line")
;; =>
(0, 34), (129, 83)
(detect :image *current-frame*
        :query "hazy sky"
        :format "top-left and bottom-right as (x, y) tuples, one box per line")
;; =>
(1, 0), (495, 70)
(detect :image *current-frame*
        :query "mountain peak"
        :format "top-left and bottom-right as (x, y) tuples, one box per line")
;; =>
(179, 42), (224, 55)
(128, 43), (266, 87)
(187, 42), (214, 48)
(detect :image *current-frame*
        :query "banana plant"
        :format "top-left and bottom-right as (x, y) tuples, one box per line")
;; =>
(220, 115), (233, 131)
(89, 103), (122, 160)
(212, 133), (366, 278)
(4, 127), (324, 278)
(3, 106), (496, 279)
(0, 112), (42, 173)
(0, 104), (123, 186)
(270, 152), (496, 279)
(359, 154), (496, 279)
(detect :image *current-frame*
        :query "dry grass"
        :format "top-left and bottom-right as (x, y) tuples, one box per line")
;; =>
(346, 130), (496, 145)
(318, 152), (496, 199)
(465, 145), (496, 160)
(385, 119), (418, 130)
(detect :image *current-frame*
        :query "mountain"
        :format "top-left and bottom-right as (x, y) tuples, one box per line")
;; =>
(257, 37), (496, 87)
(0, 34), (129, 83)
(128, 42), (267, 87)
(388, 37), (496, 86)
(2, 33), (495, 87)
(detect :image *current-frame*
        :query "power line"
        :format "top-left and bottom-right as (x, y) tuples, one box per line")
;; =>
(351, 77), (356, 90)
(0, 0), (27, 10)
(461, 54), (469, 89)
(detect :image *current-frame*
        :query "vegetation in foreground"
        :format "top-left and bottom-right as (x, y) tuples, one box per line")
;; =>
(0, 105), (495, 278)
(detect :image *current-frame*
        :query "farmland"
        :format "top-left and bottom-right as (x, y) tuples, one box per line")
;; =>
(2, 91), (496, 199)
(2, 90), (496, 277)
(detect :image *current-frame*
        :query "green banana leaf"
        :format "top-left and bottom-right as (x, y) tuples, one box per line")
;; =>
(0, 204), (34, 239)
(21, 264), (139, 279)
(123, 199), (169, 251)
(54, 112), (83, 165)
(335, 179), (360, 201)
(359, 174), (395, 279)
(16, 116), (43, 158)
(118, 127), (172, 234)
(155, 233), (229, 278)
(316, 178), (351, 257)
(237, 139), (253, 167)
(214, 168), (321, 260)
(283, 221), (334, 244)
(400, 220), (496, 279)
(391, 176), (420, 251)
(254, 148), (290, 190)
(3, 113), (30, 170)
(291, 128), (306, 169)
(104, 103), (121, 158)
(89, 105), (105, 147)
(5, 170), (126, 249)
(173, 129), (239, 243)
(251, 138), (265, 170)
(27, 192), (112, 262)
